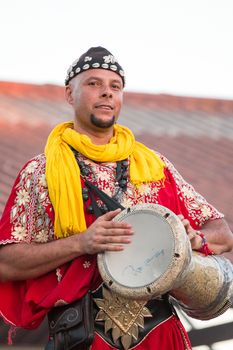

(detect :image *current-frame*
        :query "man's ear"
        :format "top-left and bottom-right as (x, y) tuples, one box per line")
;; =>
(65, 85), (74, 105)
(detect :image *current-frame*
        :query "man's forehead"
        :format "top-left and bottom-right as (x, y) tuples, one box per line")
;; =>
(80, 69), (123, 83)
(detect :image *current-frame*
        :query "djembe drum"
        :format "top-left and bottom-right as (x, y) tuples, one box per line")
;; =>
(97, 204), (233, 320)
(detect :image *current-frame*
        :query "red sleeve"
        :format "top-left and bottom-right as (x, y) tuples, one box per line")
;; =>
(161, 155), (223, 229)
(0, 154), (54, 245)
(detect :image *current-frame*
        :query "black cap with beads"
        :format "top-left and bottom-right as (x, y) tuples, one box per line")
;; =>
(65, 46), (125, 86)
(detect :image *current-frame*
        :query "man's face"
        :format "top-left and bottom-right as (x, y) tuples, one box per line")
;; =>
(66, 69), (123, 132)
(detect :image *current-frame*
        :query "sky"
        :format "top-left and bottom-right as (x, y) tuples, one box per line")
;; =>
(0, 0), (233, 99)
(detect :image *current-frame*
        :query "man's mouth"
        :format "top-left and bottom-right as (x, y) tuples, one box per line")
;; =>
(95, 104), (114, 111)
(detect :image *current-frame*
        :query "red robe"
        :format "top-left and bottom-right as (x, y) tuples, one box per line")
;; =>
(0, 153), (223, 349)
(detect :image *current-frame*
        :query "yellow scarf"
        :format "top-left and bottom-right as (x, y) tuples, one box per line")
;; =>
(45, 122), (165, 238)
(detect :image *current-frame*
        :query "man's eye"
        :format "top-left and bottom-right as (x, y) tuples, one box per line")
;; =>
(112, 84), (121, 90)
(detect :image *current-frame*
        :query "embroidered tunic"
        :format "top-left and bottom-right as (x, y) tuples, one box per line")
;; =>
(0, 152), (223, 349)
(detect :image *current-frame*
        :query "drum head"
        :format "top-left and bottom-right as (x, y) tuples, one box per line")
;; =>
(97, 204), (190, 299)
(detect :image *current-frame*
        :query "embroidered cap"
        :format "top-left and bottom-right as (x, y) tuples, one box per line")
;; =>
(65, 46), (125, 86)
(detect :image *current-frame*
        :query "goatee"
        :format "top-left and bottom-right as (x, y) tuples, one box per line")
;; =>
(90, 114), (115, 128)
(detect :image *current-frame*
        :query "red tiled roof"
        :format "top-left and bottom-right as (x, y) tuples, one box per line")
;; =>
(1, 80), (233, 112)
(0, 81), (65, 101)
(124, 92), (233, 115)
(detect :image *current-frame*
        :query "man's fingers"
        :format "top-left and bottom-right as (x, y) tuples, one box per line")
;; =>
(96, 210), (133, 233)
(101, 209), (122, 221)
(101, 220), (133, 231)
(182, 219), (191, 229)
(95, 234), (132, 245)
(85, 209), (135, 254)
(187, 230), (197, 240)
(178, 214), (192, 232)
(98, 244), (126, 252)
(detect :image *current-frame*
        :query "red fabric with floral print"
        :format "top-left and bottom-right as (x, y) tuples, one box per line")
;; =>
(0, 153), (223, 349)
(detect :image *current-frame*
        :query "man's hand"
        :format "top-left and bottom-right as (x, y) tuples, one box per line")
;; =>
(178, 214), (202, 251)
(78, 209), (134, 255)
(178, 214), (233, 255)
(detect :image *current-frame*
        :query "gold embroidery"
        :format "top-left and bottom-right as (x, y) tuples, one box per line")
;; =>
(94, 287), (152, 350)
(10, 154), (54, 243)
(54, 299), (68, 307)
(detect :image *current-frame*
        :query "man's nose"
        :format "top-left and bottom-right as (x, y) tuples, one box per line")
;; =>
(100, 85), (113, 98)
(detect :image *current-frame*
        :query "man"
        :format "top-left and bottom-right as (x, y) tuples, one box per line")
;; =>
(0, 47), (232, 350)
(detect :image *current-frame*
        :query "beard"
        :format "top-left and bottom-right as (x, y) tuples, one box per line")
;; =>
(90, 114), (116, 128)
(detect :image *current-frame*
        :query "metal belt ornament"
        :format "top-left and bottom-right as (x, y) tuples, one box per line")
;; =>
(94, 286), (152, 350)
(96, 204), (233, 349)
